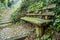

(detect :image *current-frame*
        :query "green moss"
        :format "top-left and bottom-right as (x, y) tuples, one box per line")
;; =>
(21, 17), (52, 26)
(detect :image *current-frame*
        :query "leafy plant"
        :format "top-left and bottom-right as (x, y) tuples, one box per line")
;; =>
(53, 0), (60, 32)
(41, 34), (51, 40)
(11, 8), (25, 23)
(0, 2), (6, 17)
(27, 1), (44, 12)
(53, 15), (60, 32)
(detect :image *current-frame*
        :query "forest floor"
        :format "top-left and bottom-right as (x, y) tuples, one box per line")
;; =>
(0, 24), (34, 40)
(0, 7), (35, 40)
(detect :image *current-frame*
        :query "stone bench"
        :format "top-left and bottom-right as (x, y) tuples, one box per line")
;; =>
(21, 17), (53, 37)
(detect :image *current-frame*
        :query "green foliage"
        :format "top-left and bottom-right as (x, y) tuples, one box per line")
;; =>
(0, 0), (4, 3)
(21, 0), (44, 12)
(27, 0), (56, 12)
(42, 0), (60, 32)
(53, 0), (60, 32)
(27, 1), (44, 12)
(53, 15), (60, 32)
(44, 0), (56, 6)
(41, 34), (51, 40)
(21, 0), (35, 11)
(57, 25), (60, 32)
(11, 8), (25, 23)
(0, 2), (6, 17)
(10, 0), (24, 23)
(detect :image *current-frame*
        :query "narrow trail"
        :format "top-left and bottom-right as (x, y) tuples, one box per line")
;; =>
(0, 7), (33, 40)
(3, 7), (11, 19)
(0, 25), (32, 40)
(0, 7), (12, 40)
(0, 7), (11, 28)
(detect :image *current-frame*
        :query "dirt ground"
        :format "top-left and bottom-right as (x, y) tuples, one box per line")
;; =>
(0, 24), (35, 40)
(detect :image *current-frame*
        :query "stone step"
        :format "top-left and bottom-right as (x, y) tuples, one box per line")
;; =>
(0, 16), (10, 19)
(0, 18), (10, 21)
(0, 23), (11, 29)
(0, 19), (10, 22)
(0, 21), (11, 24)
(0, 17), (10, 19)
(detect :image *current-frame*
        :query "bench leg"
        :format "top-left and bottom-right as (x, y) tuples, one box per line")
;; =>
(35, 26), (43, 40)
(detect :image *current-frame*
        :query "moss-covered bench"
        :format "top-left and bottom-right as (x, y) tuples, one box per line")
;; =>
(21, 17), (53, 37)
(26, 12), (55, 20)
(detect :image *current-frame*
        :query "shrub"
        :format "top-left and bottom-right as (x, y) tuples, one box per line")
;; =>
(0, 2), (6, 17)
